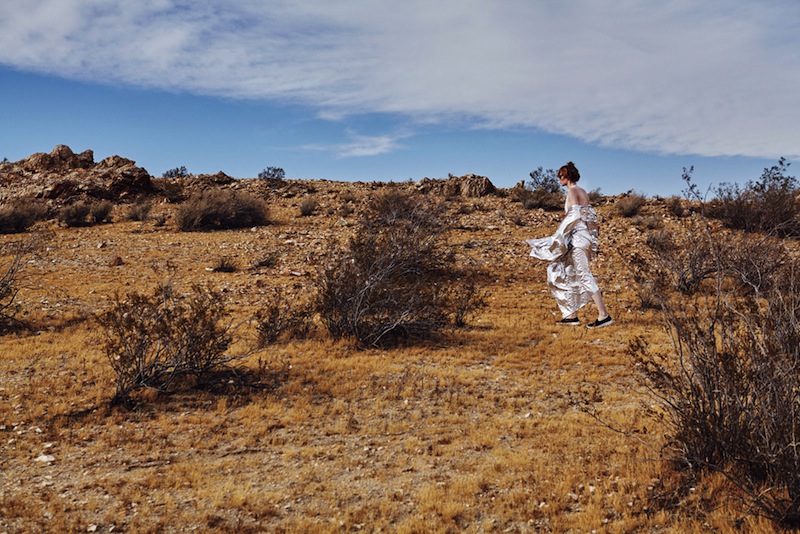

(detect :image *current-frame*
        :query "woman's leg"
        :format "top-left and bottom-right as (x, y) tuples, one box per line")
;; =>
(572, 247), (609, 321)
(592, 290), (609, 320)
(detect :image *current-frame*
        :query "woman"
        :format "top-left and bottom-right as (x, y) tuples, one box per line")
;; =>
(526, 162), (612, 328)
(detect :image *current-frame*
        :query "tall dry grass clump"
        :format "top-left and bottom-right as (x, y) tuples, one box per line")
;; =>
(616, 191), (647, 217)
(630, 216), (800, 526)
(314, 188), (485, 347)
(175, 188), (269, 231)
(0, 200), (49, 234)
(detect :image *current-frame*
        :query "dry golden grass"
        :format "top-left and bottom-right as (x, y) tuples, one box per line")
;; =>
(0, 182), (785, 532)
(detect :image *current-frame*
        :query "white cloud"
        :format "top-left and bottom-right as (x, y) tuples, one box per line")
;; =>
(300, 131), (407, 158)
(1, 0), (798, 158)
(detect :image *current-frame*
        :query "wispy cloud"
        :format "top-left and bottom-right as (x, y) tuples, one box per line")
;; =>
(300, 131), (407, 158)
(1, 0), (798, 158)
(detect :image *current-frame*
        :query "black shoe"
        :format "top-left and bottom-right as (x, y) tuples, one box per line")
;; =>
(587, 316), (613, 329)
(557, 317), (580, 326)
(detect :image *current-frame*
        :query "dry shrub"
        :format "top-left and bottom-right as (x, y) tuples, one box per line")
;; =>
(0, 247), (25, 331)
(616, 192), (647, 217)
(97, 283), (248, 405)
(630, 221), (800, 526)
(314, 189), (485, 347)
(89, 200), (113, 224)
(254, 288), (313, 346)
(634, 219), (784, 297)
(176, 189), (269, 231)
(125, 200), (153, 222)
(57, 201), (92, 227)
(298, 196), (318, 217)
(211, 256), (237, 273)
(632, 220), (716, 296)
(666, 196), (685, 217)
(1, 235), (49, 332)
(708, 158), (800, 237)
(0, 201), (49, 234)
(515, 188), (563, 211)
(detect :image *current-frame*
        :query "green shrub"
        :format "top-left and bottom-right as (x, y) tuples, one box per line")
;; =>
(516, 167), (563, 211)
(175, 189), (269, 231)
(258, 167), (285, 181)
(162, 166), (188, 178)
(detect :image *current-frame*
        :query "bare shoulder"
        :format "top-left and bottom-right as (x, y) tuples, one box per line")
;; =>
(569, 185), (590, 206)
(573, 186), (590, 206)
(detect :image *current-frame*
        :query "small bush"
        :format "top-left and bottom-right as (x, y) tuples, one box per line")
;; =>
(528, 166), (561, 194)
(1, 248), (24, 330)
(708, 158), (799, 237)
(515, 167), (563, 211)
(97, 283), (248, 404)
(255, 288), (313, 346)
(1, 236), (49, 332)
(634, 221), (718, 295)
(616, 192), (647, 217)
(162, 166), (188, 178)
(89, 201), (113, 224)
(125, 201), (153, 222)
(0, 202), (48, 234)
(314, 189), (486, 347)
(212, 256), (237, 273)
(154, 179), (186, 203)
(666, 196), (685, 217)
(152, 212), (168, 227)
(175, 189), (269, 231)
(258, 167), (285, 181)
(629, 220), (800, 526)
(298, 196), (318, 217)
(636, 215), (661, 230)
(588, 188), (603, 204)
(57, 202), (92, 227)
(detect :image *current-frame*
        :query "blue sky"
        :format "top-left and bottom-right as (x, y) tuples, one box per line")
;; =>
(1, 1), (798, 197)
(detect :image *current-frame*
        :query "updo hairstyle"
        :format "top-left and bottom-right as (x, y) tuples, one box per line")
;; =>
(559, 161), (580, 183)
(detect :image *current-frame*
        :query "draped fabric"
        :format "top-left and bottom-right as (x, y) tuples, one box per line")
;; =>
(526, 205), (600, 318)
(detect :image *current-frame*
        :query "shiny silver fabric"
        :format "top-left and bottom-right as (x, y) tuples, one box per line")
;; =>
(526, 205), (600, 319)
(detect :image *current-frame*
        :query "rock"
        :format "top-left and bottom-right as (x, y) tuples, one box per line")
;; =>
(417, 174), (496, 198)
(34, 454), (55, 463)
(1, 145), (154, 204)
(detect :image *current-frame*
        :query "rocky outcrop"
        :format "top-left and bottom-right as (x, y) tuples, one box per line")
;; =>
(417, 174), (497, 198)
(0, 145), (153, 205)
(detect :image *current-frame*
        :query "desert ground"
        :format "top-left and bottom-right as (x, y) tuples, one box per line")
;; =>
(0, 147), (790, 532)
